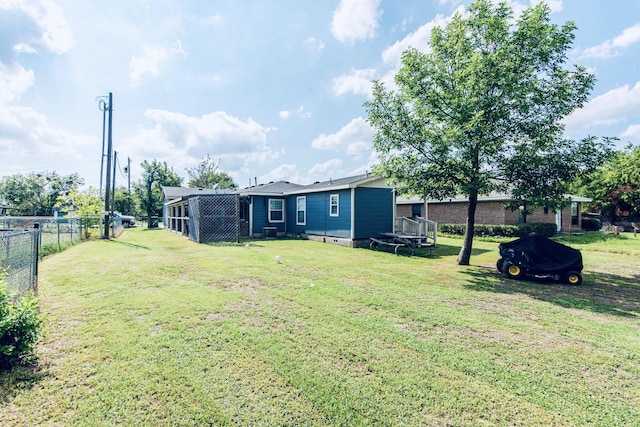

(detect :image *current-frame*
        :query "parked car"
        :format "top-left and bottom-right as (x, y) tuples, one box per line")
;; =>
(496, 233), (583, 285)
(113, 211), (136, 227)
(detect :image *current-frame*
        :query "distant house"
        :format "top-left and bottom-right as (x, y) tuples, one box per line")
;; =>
(396, 193), (590, 232)
(0, 205), (9, 216)
(162, 174), (396, 246)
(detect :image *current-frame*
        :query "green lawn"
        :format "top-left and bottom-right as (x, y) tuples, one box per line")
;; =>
(1, 229), (639, 426)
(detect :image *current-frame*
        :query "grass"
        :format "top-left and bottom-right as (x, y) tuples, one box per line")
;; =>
(1, 228), (639, 426)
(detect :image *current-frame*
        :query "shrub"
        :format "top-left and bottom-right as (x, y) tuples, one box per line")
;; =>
(581, 217), (601, 231)
(0, 282), (43, 370)
(439, 224), (465, 235)
(515, 222), (557, 237)
(439, 222), (557, 238)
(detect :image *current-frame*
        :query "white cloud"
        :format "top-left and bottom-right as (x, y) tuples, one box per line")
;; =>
(332, 68), (376, 96)
(123, 109), (278, 181)
(541, 0), (563, 13)
(129, 45), (169, 86)
(0, 63), (34, 104)
(0, 104), (94, 159)
(331, 0), (383, 44)
(506, 0), (563, 17)
(0, 0), (74, 54)
(279, 106), (311, 120)
(580, 23), (640, 59)
(564, 82), (640, 131)
(170, 40), (188, 58)
(309, 159), (344, 177)
(620, 124), (640, 142)
(311, 117), (375, 160)
(13, 43), (38, 54)
(259, 164), (304, 184)
(381, 9), (460, 66)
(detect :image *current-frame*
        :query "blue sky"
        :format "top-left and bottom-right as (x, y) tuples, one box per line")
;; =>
(1, 0), (639, 189)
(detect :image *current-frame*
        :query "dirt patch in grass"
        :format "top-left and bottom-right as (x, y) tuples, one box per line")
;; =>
(216, 277), (263, 296)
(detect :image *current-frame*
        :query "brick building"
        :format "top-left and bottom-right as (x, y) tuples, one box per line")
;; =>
(396, 193), (589, 232)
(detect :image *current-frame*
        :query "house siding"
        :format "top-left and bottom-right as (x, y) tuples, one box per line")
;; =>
(286, 189), (352, 238)
(251, 195), (286, 235)
(353, 187), (394, 239)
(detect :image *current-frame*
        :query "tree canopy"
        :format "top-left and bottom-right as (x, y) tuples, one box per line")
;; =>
(186, 155), (237, 190)
(573, 144), (640, 222)
(134, 159), (182, 227)
(365, 0), (611, 265)
(0, 171), (84, 216)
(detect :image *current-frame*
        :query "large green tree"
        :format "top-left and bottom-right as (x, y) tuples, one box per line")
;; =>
(365, 0), (611, 265)
(134, 159), (182, 227)
(55, 187), (101, 238)
(186, 155), (237, 190)
(113, 187), (137, 217)
(573, 144), (640, 222)
(0, 171), (84, 216)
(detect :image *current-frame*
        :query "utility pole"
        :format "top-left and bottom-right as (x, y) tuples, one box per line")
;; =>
(103, 92), (113, 239)
(127, 156), (131, 193)
(112, 150), (117, 217)
(97, 96), (108, 239)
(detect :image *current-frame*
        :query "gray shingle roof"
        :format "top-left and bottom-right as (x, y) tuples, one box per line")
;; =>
(238, 181), (304, 196)
(286, 174), (388, 194)
(164, 174), (389, 200)
(162, 186), (236, 200)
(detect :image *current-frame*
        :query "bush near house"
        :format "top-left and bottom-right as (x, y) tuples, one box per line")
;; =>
(440, 222), (557, 238)
(581, 217), (601, 231)
(0, 283), (43, 370)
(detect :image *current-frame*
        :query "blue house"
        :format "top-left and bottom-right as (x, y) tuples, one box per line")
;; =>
(163, 174), (396, 246)
(287, 175), (395, 244)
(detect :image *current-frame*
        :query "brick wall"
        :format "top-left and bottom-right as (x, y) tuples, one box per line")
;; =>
(397, 200), (581, 231)
(427, 202), (468, 224)
(396, 204), (413, 218)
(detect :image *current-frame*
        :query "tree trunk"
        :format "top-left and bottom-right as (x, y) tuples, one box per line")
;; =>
(146, 181), (154, 228)
(457, 189), (478, 265)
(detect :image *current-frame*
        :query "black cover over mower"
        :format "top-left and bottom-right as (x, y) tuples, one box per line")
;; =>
(496, 233), (583, 285)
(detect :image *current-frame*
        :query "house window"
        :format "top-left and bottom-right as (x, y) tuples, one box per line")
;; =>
(329, 194), (339, 217)
(269, 199), (284, 223)
(296, 196), (306, 225)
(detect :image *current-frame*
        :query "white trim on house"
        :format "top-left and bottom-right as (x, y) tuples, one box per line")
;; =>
(249, 197), (254, 236)
(350, 189), (355, 239)
(329, 194), (339, 217)
(296, 196), (306, 225)
(268, 198), (285, 223)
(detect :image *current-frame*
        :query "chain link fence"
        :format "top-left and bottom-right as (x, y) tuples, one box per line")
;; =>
(0, 228), (40, 298)
(0, 217), (83, 247)
(0, 217), (83, 298)
(188, 194), (240, 243)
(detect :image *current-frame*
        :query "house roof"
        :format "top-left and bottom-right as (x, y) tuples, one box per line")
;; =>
(238, 181), (305, 196)
(163, 174), (390, 201)
(397, 193), (591, 204)
(284, 174), (390, 195)
(162, 186), (236, 200)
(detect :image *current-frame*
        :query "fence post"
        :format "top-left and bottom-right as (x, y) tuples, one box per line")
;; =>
(33, 223), (40, 295)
